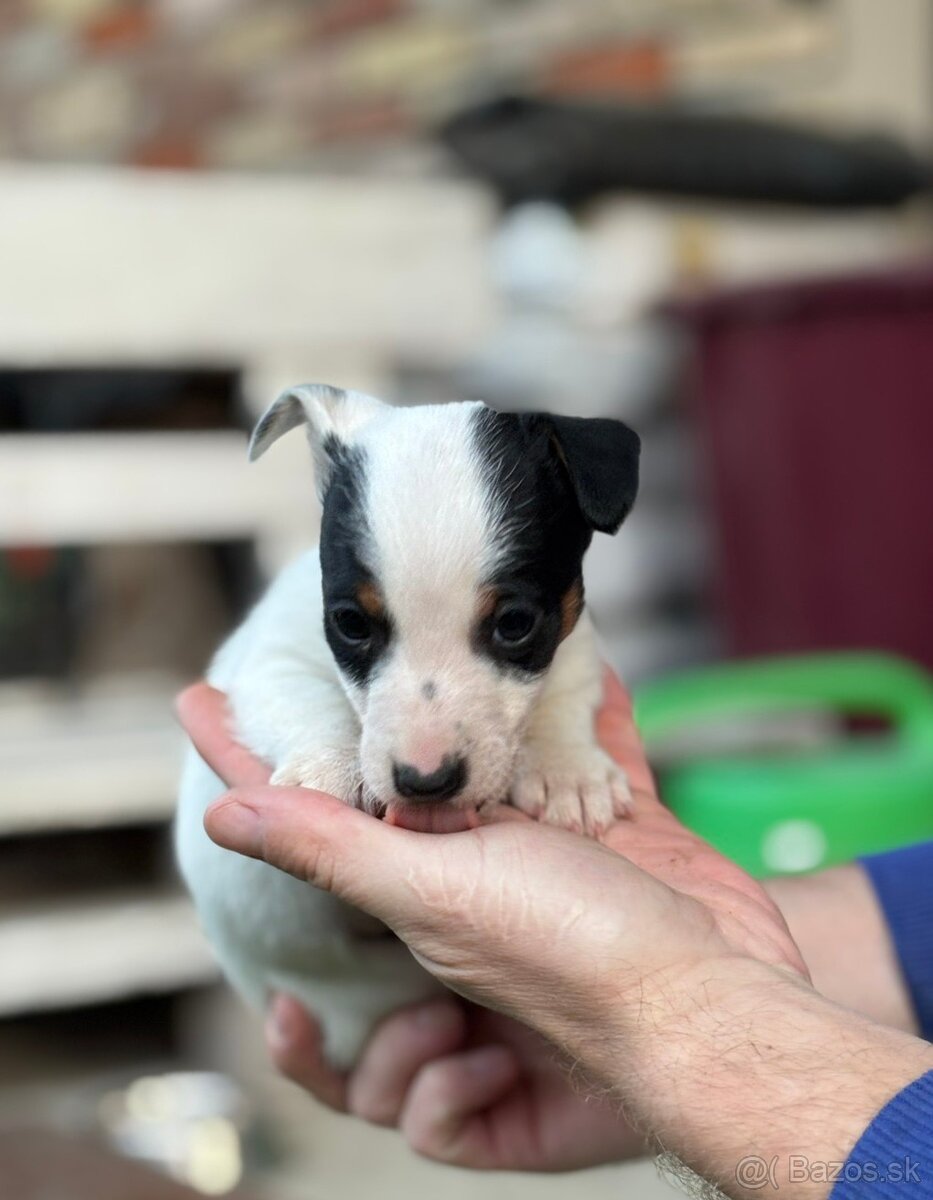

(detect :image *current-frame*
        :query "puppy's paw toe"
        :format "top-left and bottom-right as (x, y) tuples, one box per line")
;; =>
(509, 768), (547, 818)
(510, 748), (631, 836)
(270, 752), (364, 807)
(270, 761), (308, 788)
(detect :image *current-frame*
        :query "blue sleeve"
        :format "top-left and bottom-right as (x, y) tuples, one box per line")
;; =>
(862, 840), (933, 1041)
(830, 1070), (933, 1198)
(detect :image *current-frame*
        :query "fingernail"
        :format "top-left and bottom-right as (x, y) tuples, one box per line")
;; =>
(205, 796), (262, 853)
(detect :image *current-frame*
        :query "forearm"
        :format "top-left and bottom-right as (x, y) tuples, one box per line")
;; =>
(766, 865), (918, 1035)
(590, 958), (933, 1200)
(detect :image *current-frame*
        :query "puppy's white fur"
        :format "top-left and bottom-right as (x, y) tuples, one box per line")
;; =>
(176, 390), (629, 1067)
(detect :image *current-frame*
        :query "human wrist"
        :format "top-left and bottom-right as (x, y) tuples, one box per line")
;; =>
(597, 956), (933, 1199)
(766, 865), (918, 1034)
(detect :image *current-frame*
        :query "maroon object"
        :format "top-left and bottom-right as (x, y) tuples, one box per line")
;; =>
(671, 265), (933, 670)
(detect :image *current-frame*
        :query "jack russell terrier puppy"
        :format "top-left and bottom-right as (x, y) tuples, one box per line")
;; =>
(176, 384), (640, 1067)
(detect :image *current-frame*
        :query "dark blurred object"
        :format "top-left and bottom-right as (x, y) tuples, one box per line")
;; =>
(0, 826), (164, 906)
(0, 541), (241, 683)
(0, 1129), (260, 1200)
(0, 369), (239, 432)
(73, 545), (232, 680)
(670, 265), (933, 671)
(441, 96), (932, 209)
(0, 369), (259, 680)
(0, 547), (79, 677)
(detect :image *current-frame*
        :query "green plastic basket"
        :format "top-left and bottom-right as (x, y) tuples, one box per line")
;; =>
(634, 654), (933, 877)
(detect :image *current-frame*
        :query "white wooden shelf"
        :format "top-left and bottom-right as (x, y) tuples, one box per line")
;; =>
(0, 677), (188, 835)
(0, 167), (493, 369)
(0, 888), (218, 1017)
(0, 430), (312, 549)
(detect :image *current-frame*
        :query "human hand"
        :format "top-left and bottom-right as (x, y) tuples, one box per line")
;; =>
(177, 670), (805, 1173)
(264, 993), (645, 1171)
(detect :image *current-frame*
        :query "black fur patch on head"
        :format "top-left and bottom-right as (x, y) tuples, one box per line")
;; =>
(319, 442), (391, 686)
(471, 408), (596, 677)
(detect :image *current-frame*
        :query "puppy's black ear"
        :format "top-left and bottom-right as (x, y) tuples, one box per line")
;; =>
(537, 414), (640, 534)
(248, 383), (384, 496)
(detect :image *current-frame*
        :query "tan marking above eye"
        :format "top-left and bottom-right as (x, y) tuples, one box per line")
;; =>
(559, 579), (584, 641)
(475, 586), (499, 621)
(357, 580), (385, 618)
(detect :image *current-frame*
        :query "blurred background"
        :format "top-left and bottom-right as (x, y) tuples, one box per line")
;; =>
(1, 0), (933, 1196)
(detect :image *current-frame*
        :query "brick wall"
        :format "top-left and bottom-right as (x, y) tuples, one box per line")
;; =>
(0, 0), (837, 172)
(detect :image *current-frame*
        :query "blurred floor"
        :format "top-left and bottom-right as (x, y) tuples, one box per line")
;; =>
(263, 1102), (681, 1200)
(0, 1130), (260, 1200)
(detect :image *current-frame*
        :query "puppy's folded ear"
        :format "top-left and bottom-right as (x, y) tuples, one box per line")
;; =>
(531, 413), (641, 534)
(248, 383), (384, 492)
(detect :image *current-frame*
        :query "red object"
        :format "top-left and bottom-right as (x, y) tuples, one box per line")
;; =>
(541, 41), (670, 99)
(83, 3), (155, 50)
(671, 265), (933, 671)
(132, 136), (205, 170)
(312, 0), (406, 41)
(313, 98), (410, 143)
(5, 546), (54, 581)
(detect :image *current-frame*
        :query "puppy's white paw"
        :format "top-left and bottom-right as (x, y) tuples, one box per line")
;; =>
(509, 743), (632, 836)
(271, 749), (366, 809)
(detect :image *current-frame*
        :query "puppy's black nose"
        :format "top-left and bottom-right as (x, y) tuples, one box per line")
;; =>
(393, 756), (467, 802)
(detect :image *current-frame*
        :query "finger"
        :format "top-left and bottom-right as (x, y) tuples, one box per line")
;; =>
(346, 1000), (466, 1127)
(597, 667), (658, 800)
(266, 994), (347, 1111)
(601, 666), (635, 721)
(175, 682), (271, 788)
(400, 1045), (520, 1167)
(205, 786), (455, 925)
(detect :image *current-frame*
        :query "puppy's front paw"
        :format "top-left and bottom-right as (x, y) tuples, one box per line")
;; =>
(271, 749), (366, 809)
(509, 743), (632, 836)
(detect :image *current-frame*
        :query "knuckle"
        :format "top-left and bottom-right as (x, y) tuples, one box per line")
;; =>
(281, 838), (339, 893)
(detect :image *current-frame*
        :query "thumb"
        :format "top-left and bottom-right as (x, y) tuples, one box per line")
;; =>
(205, 786), (431, 925)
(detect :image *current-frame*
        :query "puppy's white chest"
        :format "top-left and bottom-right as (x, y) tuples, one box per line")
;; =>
(175, 549), (444, 1066)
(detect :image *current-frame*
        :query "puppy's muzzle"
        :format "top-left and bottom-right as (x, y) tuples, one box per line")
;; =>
(392, 756), (467, 802)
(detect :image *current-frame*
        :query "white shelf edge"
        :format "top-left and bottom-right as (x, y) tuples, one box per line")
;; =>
(0, 431), (314, 548)
(0, 679), (187, 835)
(0, 889), (219, 1016)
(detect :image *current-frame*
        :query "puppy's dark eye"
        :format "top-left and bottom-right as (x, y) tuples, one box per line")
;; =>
(330, 603), (372, 645)
(492, 603), (541, 648)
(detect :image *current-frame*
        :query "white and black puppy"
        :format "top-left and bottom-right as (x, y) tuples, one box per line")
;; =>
(176, 384), (640, 1067)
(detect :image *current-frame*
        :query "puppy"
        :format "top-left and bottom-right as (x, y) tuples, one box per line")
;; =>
(176, 384), (640, 1067)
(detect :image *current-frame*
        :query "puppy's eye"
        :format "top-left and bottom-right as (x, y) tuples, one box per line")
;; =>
(330, 604), (372, 645)
(492, 603), (540, 648)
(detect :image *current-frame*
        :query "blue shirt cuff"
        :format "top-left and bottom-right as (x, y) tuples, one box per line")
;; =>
(831, 1070), (933, 1199)
(862, 841), (933, 1042)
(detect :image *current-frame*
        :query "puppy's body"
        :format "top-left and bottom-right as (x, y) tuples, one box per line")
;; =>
(177, 389), (639, 1066)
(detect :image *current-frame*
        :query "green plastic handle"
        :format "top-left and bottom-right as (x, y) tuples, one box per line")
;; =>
(633, 653), (933, 877)
(635, 652), (933, 746)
